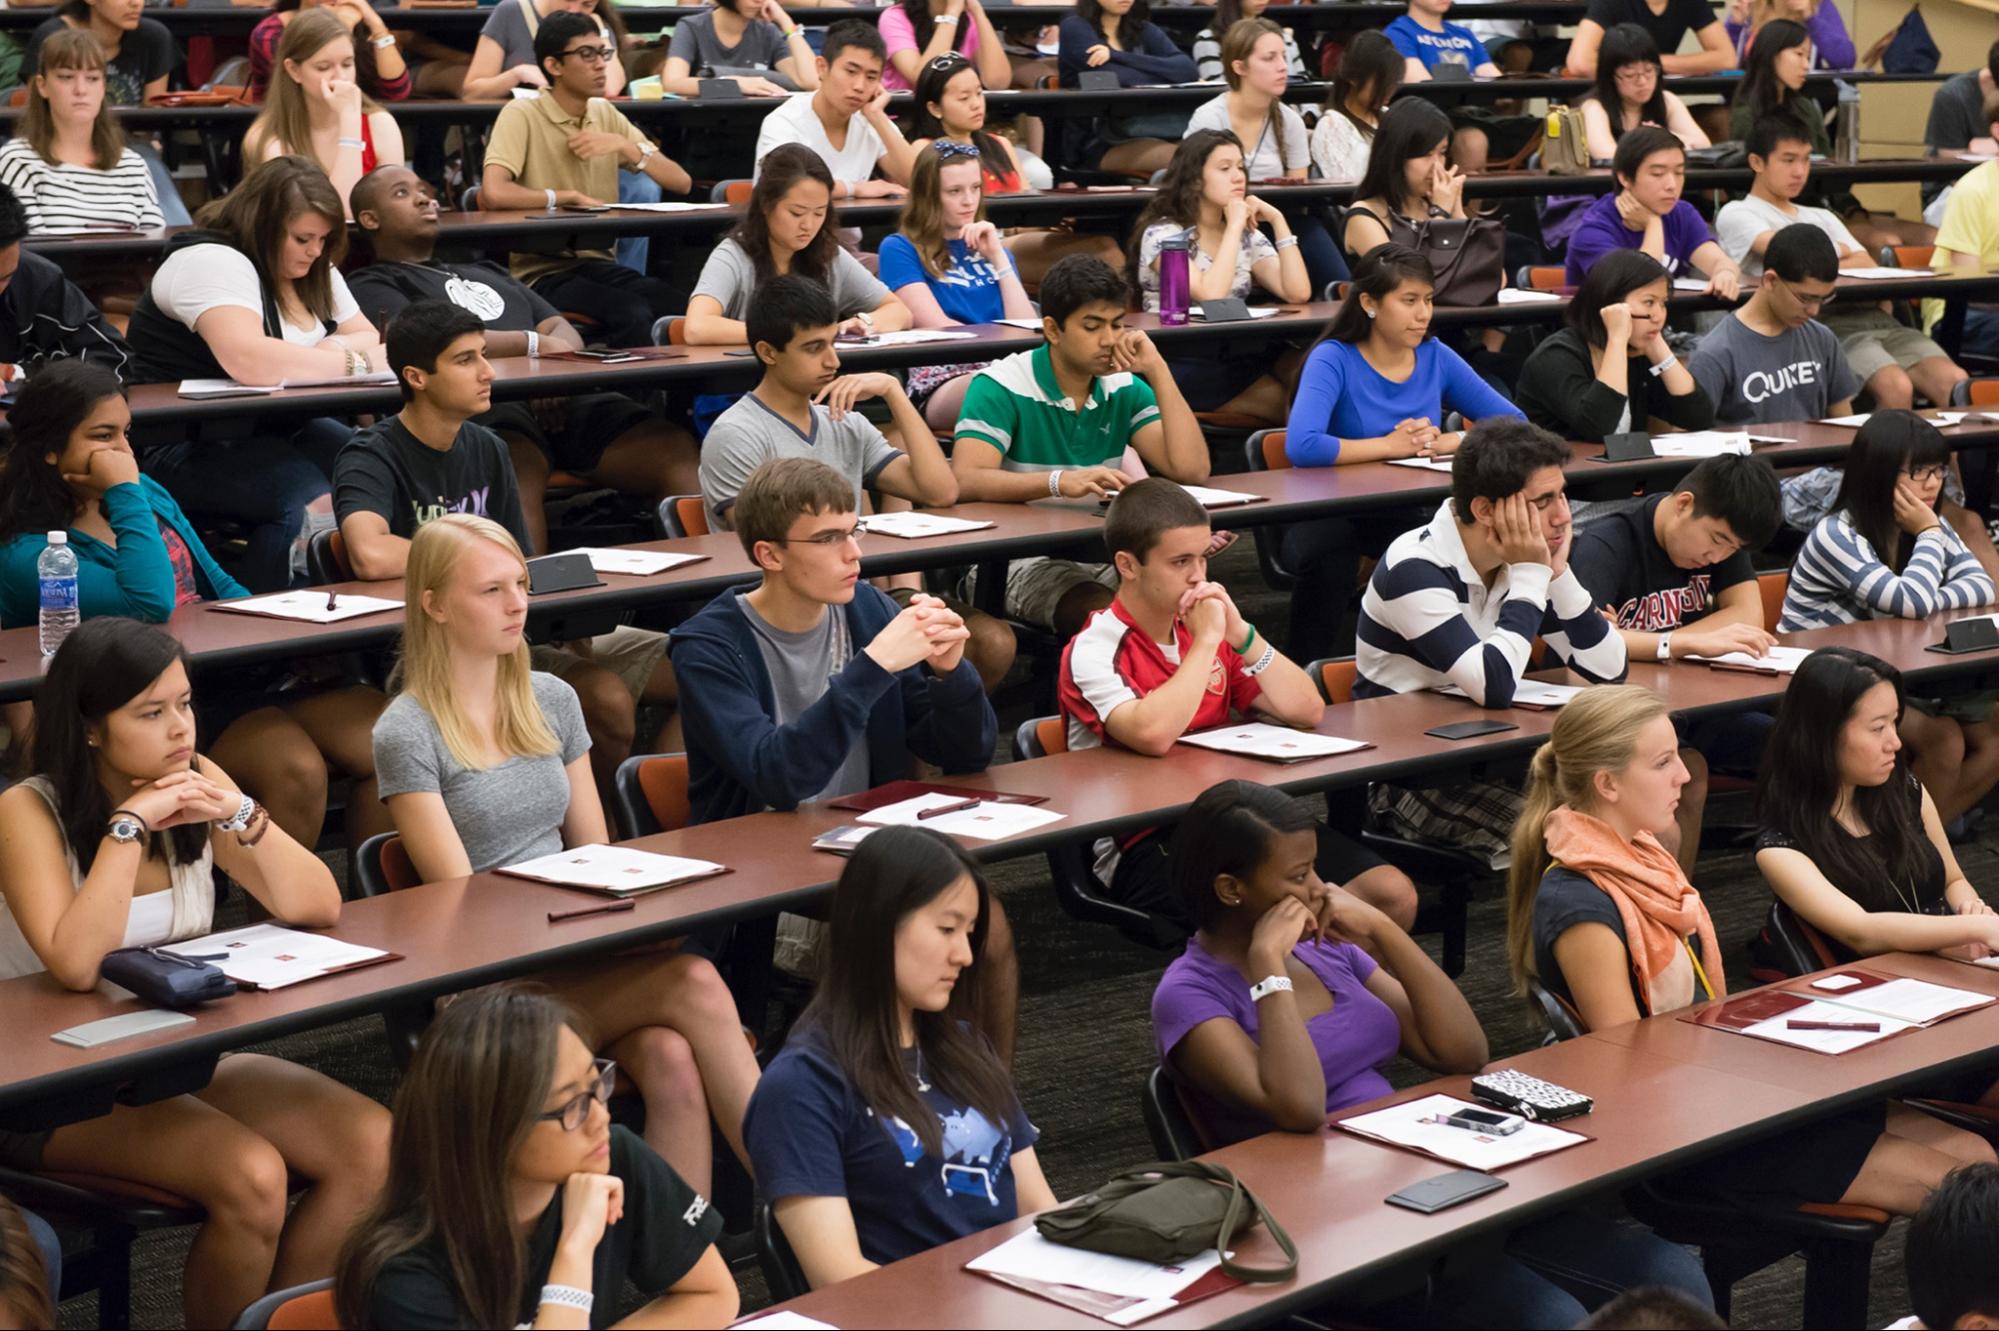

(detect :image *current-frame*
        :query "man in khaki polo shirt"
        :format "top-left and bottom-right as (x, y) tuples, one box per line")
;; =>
(480, 10), (692, 347)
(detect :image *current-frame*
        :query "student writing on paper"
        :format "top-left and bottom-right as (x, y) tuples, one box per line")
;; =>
(337, 985), (737, 1331)
(746, 829), (1053, 1288)
(349, 165), (696, 557)
(0, 362), (393, 851)
(0, 619), (390, 1329)
(373, 515), (760, 1197)
(1757, 648), (1999, 960)
(1059, 479), (1417, 939)
(700, 276), (1016, 692)
(1156, 779), (1709, 1326)
(336, 301), (677, 799)
(1569, 456), (1783, 870)
(1507, 684), (1994, 1217)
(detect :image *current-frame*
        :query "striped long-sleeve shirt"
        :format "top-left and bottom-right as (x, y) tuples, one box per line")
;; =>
(1778, 510), (1997, 631)
(1356, 501), (1628, 704)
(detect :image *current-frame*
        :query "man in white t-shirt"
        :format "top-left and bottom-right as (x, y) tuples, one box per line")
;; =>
(1715, 115), (1968, 413)
(752, 19), (914, 199)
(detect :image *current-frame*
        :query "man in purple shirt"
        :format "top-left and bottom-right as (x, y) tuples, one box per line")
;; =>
(1565, 127), (1744, 297)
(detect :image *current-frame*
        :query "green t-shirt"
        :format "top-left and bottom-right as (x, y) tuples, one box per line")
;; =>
(955, 346), (1161, 472)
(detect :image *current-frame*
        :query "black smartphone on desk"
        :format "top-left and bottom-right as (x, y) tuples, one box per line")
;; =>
(1425, 719), (1519, 741)
(1387, 1169), (1507, 1214)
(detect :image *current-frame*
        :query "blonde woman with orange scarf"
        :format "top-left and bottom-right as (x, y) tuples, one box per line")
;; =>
(1507, 685), (1994, 1217)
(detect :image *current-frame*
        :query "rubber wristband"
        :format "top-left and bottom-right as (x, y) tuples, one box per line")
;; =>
(1240, 624), (1256, 657)
(337, 137), (365, 151)
(1648, 354), (1678, 377)
(540, 1285), (593, 1312)
(1249, 974), (1292, 1001)
(1048, 469), (1063, 497)
(372, 33), (396, 49)
(545, 188), (557, 212)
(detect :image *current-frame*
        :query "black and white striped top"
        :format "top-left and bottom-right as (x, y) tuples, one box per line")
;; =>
(0, 140), (163, 233)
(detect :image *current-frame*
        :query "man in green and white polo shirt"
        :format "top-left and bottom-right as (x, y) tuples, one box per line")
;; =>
(951, 256), (1209, 640)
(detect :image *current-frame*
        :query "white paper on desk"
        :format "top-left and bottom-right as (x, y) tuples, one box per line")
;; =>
(1438, 681), (1582, 707)
(1177, 723), (1370, 762)
(178, 378), (278, 398)
(211, 591), (403, 623)
(1340, 1093), (1588, 1169)
(967, 1229), (1223, 1302)
(851, 329), (977, 347)
(1821, 977), (1993, 1025)
(856, 512), (996, 539)
(1672, 277), (1712, 291)
(1647, 431), (1754, 457)
(278, 371), (398, 390)
(1189, 305), (1281, 320)
(858, 793), (1067, 841)
(1179, 485), (1265, 508)
(731, 1315), (839, 1330)
(569, 547), (706, 576)
(614, 201), (723, 213)
(1496, 288), (1563, 303)
(1821, 413), (1873, 427)
(162, 924), (389, 990)
(1386, 455), (1457, 472)
(1842, 267), (1935, 279)
(993, 317), (1046, 330)
(500, 844), (726, 893)
(1685, 645), (1812, 673)
(1741, 998), (1913, 1052)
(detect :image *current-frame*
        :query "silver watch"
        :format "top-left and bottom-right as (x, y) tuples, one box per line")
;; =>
(106, 814), (144, 845)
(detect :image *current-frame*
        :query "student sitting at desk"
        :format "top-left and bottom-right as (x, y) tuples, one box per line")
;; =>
(0, 618), (390, 1330)
(247, 0), (413, 105)
(1339, 101), (1474, 271)
(700, 275), (1015, 690)
(1930, 92), (1999, 365)
(1564, 128), (1743, 295)
(1580, 23), (1711, 162)
(1923, 40), (1999, 207)
(1192, 0), (1305, 85)
(243, 10), (407, 217)
(1386, 0), (1501, 83)
(1156, 779), (1715, 1328)
(1056, 0), (1198, 179)
(336, 985), (736, 1331)
(462, 0), (627, 101)
(746, 827), (1052, 1288)
(1564, 0), (1733, 78)
(1690, 222), (1856, 433)
(478, 12), (692, 350)
(0, 28), (163, 235)
(1059, 479), (1418, 934)
(0, 184), (131, 380)
(1309, 31), (1401, 184)
(950, 255), (1208, 642)
(1509, 683), (1995, 1218)
(375, 514), (760, 1197)
(1902, 1162), (1999, 1331)
(880, 0), (1012, 93)
(753, 21), (917, 199)
(662, 0), (819, 99)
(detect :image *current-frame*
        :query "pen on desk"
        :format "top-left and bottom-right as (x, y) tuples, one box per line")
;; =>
(326, 590), (338, 612)
(548, 899), (637, 923)
(916, 797), (983, 820)
(1786, 1019), (1881, 1032)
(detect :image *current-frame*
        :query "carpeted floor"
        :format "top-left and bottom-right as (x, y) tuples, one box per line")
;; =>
(53, 538), (1993, 1329)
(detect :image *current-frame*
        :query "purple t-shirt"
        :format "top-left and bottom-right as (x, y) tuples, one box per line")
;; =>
(1564, 194), (1713, 285)
(1151, 935), (1400, 1146)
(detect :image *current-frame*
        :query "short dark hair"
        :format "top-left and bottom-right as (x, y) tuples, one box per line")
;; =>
(747, 274), (835, 357)
(1576, 1286), (1725, 1330)
(821, 17), (886, 64)
(733, 457), (855, 561)
(1676, 455), (1782, 551)
(1986, 87), (1999, 132)
(386, 300), (486, 401)
(535, 10), (600, 79)
(1450, 418), (1569, 523)
(1745, 114), (1814, 164)
(1040, 255), (1128, 327)
(1908, 1163), (1999, 1331)
(1103, 478), (1209, 566)
(1764, 221), (1839, 284)
(0, 183), (27, 249)
(1611, 125), (1683, 185)
(1567, 249), (1670, 350)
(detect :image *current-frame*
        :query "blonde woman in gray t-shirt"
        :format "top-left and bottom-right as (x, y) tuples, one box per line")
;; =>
(372, 514), (761, 1195)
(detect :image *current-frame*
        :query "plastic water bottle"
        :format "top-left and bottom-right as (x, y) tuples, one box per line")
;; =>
(37, 532), (78, 659)
(1834, 80), (1860, 162)
(1158, 232), (1192, 327)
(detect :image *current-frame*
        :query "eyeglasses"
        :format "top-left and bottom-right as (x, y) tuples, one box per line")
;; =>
(1613, 65), (1657, 83)
(1903, 464), (1946, 483)
(1780, 278), (1835, 313)
(561, 45), (617, 64)
(932, 140), (981, 160)
(776, 522), (863, 548)
(538, 1058), (617, 1131)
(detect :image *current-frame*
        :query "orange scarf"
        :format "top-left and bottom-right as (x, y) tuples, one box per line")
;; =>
(1545, 806), (1726, 1015)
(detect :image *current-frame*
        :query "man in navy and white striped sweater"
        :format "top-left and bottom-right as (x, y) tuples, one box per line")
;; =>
(1356, 419), (1629, 703)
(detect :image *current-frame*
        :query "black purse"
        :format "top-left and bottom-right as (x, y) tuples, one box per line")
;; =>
(1382, 210), (1506, 308)
(100, 946), (237, 1010)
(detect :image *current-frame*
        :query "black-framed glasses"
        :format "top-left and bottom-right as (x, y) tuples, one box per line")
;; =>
(776, 522), (863, 548)
(1903, 464), (1946, 483)
(562, 45), (617, 64)
(932, 140), (981, 160)
(538, 1058), (616, 1131)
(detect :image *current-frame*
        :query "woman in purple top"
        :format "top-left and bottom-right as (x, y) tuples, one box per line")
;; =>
(1150, 780), (1717, 1328)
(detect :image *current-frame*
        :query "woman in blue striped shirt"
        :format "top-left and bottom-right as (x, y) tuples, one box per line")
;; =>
(1779, 412), (1999, 823)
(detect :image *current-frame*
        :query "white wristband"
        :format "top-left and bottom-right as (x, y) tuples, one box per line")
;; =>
(372, 33), (397, 49)
(1648, 354), (1678, 378)
(1048, 469), (1063, 497)
(1249, 975), (1293, 1002)
(545, 188), (557, 212)
(540, 1285), (593, 1312)
(526, 330), (540, 359)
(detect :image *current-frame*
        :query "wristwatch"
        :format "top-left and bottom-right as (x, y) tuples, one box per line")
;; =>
(106, 814), (144, 845)
(1656, 633), (1673, 662)
(1249, 975), (1294, 1002)
(634, 143), (656, 170)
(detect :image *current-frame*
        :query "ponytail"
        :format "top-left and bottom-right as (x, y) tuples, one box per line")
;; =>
(1504, 743), (1566, 992)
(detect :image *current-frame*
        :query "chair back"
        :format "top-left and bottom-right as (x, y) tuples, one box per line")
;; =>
(611, 753), (691, 841)
(1308, 656), (1357, 705)
(1757, 570), (1789, 632)
(1015, 715), (1068, 758)
(754, 1202), (810, 1304)
(306, 527), (353, 584)
(715, 179), (754, 205)
(659, 316), (690, 347)
(1243, 428), (1289, 474)
(230, 1279), (336, 1330)
(1970, 380), (1999, 407)
(1760, 899), (1843, 976)
(1889, 244), (1935, 269)
(1141, 1065), (1210, 1162)
(1241, 429), (1299, 591)
(353, 832), (420, 897)
(1525, 266), (1565, 292)
(656, 494), (708, 538)
(1527, 978), (1587, 1041)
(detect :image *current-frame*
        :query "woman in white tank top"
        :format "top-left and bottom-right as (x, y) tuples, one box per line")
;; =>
(0, 619), (389, 1329)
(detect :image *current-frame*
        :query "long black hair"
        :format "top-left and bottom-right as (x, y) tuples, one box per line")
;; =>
(1832, 410), (1953, 574)
(1126, 129), (1240, 292)
(1757, 647), (1937, 914)
(1326, 30), (1402, 135)
(1592, 23), (1668, 142)
(1565, 249), (1671, 349)
(900, 0), (971, 57)
(33, 619), (208, 873)
(1170, 780), (1318, 933)
(733, 142), (842, 288)
(1352, 97), (1452, 216)
(912, 53), (1006, 166)
(796, 826), (1019, 1157)
(1077, 0), (1154, 46)
(1318, 242), (1434, 345)
(0, 360), (126, 548)
(1738, 18), (1810, 122)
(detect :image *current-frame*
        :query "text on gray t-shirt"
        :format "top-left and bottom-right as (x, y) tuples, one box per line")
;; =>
(1688, 314), (1859, 427)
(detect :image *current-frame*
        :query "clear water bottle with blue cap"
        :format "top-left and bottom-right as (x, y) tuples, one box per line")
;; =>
(38, 532), (78, 658)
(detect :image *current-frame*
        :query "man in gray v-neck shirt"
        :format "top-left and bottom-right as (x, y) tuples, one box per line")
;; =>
(734, 591), (872, 802)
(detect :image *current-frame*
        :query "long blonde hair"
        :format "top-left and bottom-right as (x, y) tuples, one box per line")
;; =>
(24, 28), (124, 171)
(392, 514), (560, 770)
(246, 8), (382, 171)
(1504, 685), (1670, 992)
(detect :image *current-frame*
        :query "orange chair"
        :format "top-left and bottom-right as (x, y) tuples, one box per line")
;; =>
(1525, 266), (1566, 292)
(1240, 429), (1298, 592)
(1757, 570), (1789, 632)
(1968, 380), (1999, 407)
(610, 752), (691, 840)
(658, 316), (689, 347)
(1887, 244), (1935, 270)
(655, 494), (709, 539)
(231, 1279), (336, 1330)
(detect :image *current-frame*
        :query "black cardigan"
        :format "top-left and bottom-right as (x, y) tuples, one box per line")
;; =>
(1514, 327), (1716, 443)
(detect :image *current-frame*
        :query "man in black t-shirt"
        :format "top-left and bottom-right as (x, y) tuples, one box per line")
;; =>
(1566, 0), (1732, 78)
(350, 166), (696, 555)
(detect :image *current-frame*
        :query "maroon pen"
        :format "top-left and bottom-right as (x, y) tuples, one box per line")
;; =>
(548, 899), (637, 923)
(916, 797), (983, 821)
(1786, 1019), (1880, 1032)
(325, 590), (338, 612)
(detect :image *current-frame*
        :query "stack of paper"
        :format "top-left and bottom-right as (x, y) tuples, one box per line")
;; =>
(1671, 277), (1712, 291)
(500, 844), (728, 895)
(1177, 723), (1371, 763)
(856, 512), (996, 539)
(1738, 997), (1914, 1053)
(1821, 413), (1873, 427)
(162, 924), (394, 990)
(848, 329), (977, 347)
(1386, 455), (1457, 472)
(1645, 431), (1756, 457)
(568, 548), (707, 576)
(1820, 976), (1994, 1024)
(993, 317), (1046, 330)
(1496, 288), (1563, 303)
(731, 1316), (838, 1330)
(179, 372), (398, 398)
(1841, 267), (1935, 279)
(966, 1229), (1233, 1325)
(1686, 645), (1812, 674)
(1189, 306), (1281, 320)
(811, 824), (877, 855)
(212, 592), (404, 623)
(1437, 681), (1581, 709)
(1179, 485), (1267, 509)
(857, 793), (1067, 841)
(614, 201), (724, 213)
(1338, 1093), (1589, 1170)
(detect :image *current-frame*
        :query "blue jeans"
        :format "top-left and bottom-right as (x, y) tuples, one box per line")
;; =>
(616, 169), (660, 273)
(135, 142), (193, 228)
(140, 416), (346, 592)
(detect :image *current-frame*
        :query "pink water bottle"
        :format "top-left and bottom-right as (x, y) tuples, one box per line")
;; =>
(1158, 232), (1191, 327)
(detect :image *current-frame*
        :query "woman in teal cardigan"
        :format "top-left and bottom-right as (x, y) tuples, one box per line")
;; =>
(0, 361), (391, 849)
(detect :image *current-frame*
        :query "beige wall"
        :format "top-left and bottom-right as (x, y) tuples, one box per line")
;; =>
(1851, 0), (1999, 217)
